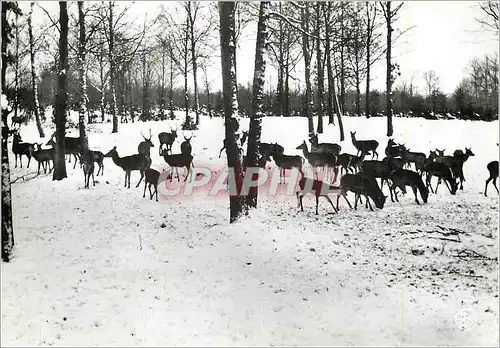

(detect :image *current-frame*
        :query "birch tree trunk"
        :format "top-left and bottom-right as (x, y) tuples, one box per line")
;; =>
(1, 3), (17, 262)
(53, 1), (68, 181)
(245, 1), (270, 209)
(219, 1), (246, 223)
(315, 2), (324, 134)
(108, 2), (118, 133)
(28, 2), (45, 138)
(187, 2), (201, 125)
(77, 1), (88, 152)
(14, 12), (19, 119)
(301, 2), (314, 137)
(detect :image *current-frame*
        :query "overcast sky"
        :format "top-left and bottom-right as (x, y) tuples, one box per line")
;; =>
(22, 1), (499, 96)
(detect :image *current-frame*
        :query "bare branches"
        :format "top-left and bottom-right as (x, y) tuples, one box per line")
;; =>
(477, 1), (500, 30)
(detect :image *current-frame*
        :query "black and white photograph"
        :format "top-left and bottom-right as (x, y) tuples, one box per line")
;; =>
(1, 0), (498, 346)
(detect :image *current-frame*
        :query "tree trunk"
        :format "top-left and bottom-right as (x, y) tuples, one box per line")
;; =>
(141, 51), (149, 121)
(53, 1), (68, 181)
(219, 1), (245, 223)
(187, 2), (201, 126)
(169, 47), (175, 120)
(77, 1), (88, 152)
(160, 47), (166, 120)
(2, 3), (15, 262)
(385, 1), (393, 136)
(109, 2), (118, 133)
(202, 66), (212, 119)
(339, 2), (346, 113)
(14, 12), (19, 120)
(99, 43), (106, 123)
(183, 15), (191, 126)
(315, 2), (324, 134)
(28, 2), (45, 138)
(355, 53), (361, 117)
(301, 3), (314, 137)
(365, 1), (372, 119)
(128, 65), (134, 122)
(324, 3), (334, 125)
(245, 1), (270, 209)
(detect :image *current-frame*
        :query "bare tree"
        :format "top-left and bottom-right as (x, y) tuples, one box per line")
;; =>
(245, 1), (270, 209)
(423, 70), (440, 113)
(315, 1), (324, 133)
(2, 1), (22, 262)
(77, 1), (89, 152)
(28, 2), (45, 138)
(301, 2), (314, 137)
(477, 1), (499, 31)
(53, 1), (69, 181)
(380, 1), (403, 137)
(219, 1), (246, 223)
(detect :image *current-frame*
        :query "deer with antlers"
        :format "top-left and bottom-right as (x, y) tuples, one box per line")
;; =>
(158, 128), (177, 156)
(138, 129), (154, 157)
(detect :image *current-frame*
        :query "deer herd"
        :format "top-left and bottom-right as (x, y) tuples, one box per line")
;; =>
(8, 123), (500, 214)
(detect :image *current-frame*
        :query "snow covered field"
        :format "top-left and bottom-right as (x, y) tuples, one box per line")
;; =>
(2, 113), (499, 346)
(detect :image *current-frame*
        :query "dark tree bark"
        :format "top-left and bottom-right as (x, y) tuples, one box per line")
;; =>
(301, 2), (314, 137)
(201, 65), (212, 118)
(53, 1), (69, 181)
(385, 2), (393, 136)
(160, 46), (166, 120)
(183, 15), (191, 126)
(219, 1), (246, 223)
(1, 2), (21, 262)
(99, 42), (106, 123)
(315, 2), (324, 134)
(77, 1), (89, 152)
(245, 1), (270, 209)
(141, 51), (150, 121)
(324, 2), (335, 125)
(13, 12), (19, 120)
(28, 2), (45, 138)
(339, 2), (346, 113)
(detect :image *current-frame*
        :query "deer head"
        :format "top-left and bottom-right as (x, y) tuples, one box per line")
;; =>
(465, 147), (475, 156)
(141, 129), (154, 147)
(183, 131), (193, 142)
(104, 146), (117, 158)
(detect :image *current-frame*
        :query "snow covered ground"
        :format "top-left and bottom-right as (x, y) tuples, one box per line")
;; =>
(2, 112), (499, 346)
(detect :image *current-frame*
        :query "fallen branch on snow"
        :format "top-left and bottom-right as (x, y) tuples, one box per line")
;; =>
(453, 249), (497, 261)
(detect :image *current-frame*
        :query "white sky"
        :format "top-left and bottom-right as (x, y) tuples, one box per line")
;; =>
(21, 1), (500, 96)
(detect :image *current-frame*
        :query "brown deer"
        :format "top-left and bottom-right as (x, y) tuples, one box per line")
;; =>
(296, 172), (341, 215)
(336, 173), (387, 211)
(46, 135), (81, 169)
(389, 168), (429, 205)
(29, 144), (54, 174)
(424, 161), (458, 195)
(181, 132), (193, 156)
(350, 131), (379, 159)
(81, 150), (95, 189)
(158, 128), (177, 155)
(296, 140), (338, 183)
(309, 133), (341, 155)
(104, 146), (152, 188)
(11, 129), (35, 168)
(484, 161), (499, 197)
(138, 129), (154, 157)
(452, 147), (475, 190)
(161, 149), (193, 182)
(143, 168), (160, 201)
(271, 144), (304, 184)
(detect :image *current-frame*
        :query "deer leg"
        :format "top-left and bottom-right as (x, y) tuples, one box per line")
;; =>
(143, 180), (148, 198)
(363, 196), (373, 211)
(299, 194), (304, 212)
(136, 170), (145, 188)
(412, 186), (420, 205)
(485, 178), (491, 196)
(27, 155), (31, 168)
(374, 151), (379, 160)
(148, 184), (153, 200)
(443, 179), (453, 194)
(494, 178), (499, 194)
(155, 184), (159, 201)
(354, 193), (359, 210)
(315, 195), (319, 215)
(323, 195), (338, 214)
(389, 185), (395, 202)
(183, 165), (190, 182)
(92, 172), (95, 186)
(219, 147), (224, 158)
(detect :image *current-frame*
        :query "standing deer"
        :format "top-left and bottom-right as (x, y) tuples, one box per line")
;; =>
(161, 148), (194, 182)
(309, 133), (341, 155)
(350, 131), (379, 159)
(46, 135), (81, 169)
(424, 161), (458, 195)
(138, 129), (154, 157)
(271, 144), (304, 184)
(29, 143), (54, 174)
(143, 168), (160, 201)
(181, 132), (193, 156)
(11, 129), (35, 168)
(296, 172), (341, 215)
(104, 146), (152, 188)
(484, 161), (499, 197)
(158, 128), (177, 155)
(296, 140), (338, 183)
(81, 150), (95, 189)
(452, 147), (475, 190)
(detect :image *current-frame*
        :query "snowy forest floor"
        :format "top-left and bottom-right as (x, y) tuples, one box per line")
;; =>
(1, 113), (499, 346)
